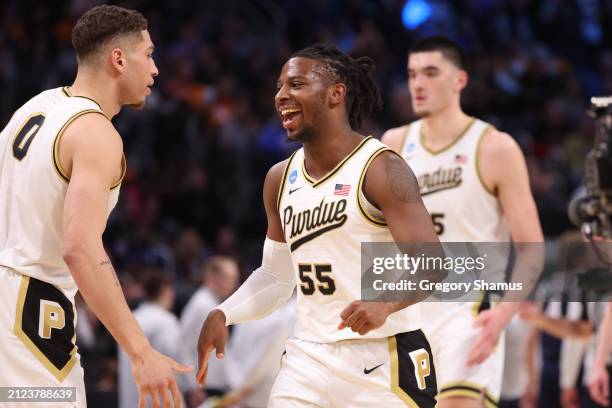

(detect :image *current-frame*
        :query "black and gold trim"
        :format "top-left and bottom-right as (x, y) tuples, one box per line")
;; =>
(301, 136), (372, 188)
(420, 117), (475, 155)
(388, 330), (437, 407)
(471, 290), (492, 317)
(52, 109), (123, 190)
(438, 382), (499, 408)
(475, 124), (496, 196)
(357, 146), (390, 227)
(62, 86), (104, 112)
(111, 154), (127, 190)
(13, 276), (77, 382)
(276, 150), (299, 210)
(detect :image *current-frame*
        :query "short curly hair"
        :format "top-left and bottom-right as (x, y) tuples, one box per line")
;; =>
(72, 5), (148, 63)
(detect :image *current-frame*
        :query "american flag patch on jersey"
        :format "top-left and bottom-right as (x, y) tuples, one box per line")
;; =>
(454, 154), (468, 164)
(334, 184), (351, 196)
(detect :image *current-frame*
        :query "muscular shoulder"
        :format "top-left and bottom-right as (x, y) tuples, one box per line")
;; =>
(479, 127), (522, 158)
(59, 112), (122, 178)
(478, 127), (526, 192)
(380, 125), (409, 153)
(364, 150), (421, 207)
(263, 157), (292, 212)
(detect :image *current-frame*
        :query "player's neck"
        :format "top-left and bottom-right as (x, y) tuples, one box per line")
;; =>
(421, 107), (472, 150)
(302, 123), (362, 181)
(69, 70), (121, 119)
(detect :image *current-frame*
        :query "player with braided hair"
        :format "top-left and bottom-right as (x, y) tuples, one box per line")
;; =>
(197, 43), (440, 407)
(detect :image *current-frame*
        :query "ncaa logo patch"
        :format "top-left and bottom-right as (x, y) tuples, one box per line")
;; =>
(406, 142), (416, 153)
(289, 169), (297, 184)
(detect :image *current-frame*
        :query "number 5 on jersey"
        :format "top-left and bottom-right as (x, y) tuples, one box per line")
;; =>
(298, 263), (336, 295)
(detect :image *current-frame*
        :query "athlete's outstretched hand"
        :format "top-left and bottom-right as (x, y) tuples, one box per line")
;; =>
(196, 309), (228, 386)
(338, 301), (393, 335)
(466, 304), (515, 366)
(130, 346), (192, 408)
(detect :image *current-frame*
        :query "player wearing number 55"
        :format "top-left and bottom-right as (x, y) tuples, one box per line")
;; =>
(197, 43), (443, 407)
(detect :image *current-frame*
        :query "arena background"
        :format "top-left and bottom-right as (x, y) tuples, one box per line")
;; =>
(1, 0), (611, 406)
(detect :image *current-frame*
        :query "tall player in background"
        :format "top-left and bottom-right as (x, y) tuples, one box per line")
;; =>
(382, 36), (544, 408)
(0, 5), (190, 407)
(198, 44), (442, 407)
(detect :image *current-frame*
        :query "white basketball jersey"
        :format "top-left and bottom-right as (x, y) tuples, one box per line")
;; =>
(278, 137), (421, 343)
(0, 87), (124, 293)
(400, 118), (509, 242)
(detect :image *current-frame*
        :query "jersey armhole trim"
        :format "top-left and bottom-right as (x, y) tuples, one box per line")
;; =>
(52, 109), (110, 185)
(276, 150), (298, 210)
(110, 154), (127, 190)
(357, 146), (390, 227)
(475, 125), (496, 197)
(398, 124), (411, 155)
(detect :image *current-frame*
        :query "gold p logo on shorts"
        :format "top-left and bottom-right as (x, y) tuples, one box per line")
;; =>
(39, 300), (66, 339)
(409, 349), (431, 390)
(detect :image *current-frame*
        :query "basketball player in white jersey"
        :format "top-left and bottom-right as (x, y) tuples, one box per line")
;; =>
(197, 44), (442, 407)
(382, 36), (544, 408)
(0, 5), (190, 407)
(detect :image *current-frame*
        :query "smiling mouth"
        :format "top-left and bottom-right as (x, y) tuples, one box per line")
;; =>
(279, 107), (302, 129)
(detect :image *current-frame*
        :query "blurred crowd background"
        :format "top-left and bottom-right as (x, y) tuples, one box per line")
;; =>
(1, 0), (611, 407)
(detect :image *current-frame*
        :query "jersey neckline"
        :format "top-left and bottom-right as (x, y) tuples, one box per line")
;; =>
(301, 136), (372, 188)
(419, 117), (476, 155)
(61, 86), (104, 113)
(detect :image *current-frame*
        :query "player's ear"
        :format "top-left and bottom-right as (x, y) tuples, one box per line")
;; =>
(329, 83), (346, 106)
(455, 70), (468, 92)
(110, 48), (125, 73)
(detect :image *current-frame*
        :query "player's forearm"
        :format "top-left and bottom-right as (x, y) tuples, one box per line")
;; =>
(501, 243), (545, 302)
(64, 243), (151, 358)
(215, 267), (295, 325)
(386, 301), (414, 314)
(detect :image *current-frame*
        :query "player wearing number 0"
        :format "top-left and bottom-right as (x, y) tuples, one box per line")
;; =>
(0, 5), (190, 408)
(197, 44), (441, 407)
(382, 36), (544, 408)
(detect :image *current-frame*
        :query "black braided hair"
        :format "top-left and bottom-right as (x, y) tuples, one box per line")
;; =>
(291, 43), (383, 130)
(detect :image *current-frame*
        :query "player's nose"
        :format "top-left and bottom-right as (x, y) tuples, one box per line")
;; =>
(151, 60), (159, 78)
(275, 84), (289, 105)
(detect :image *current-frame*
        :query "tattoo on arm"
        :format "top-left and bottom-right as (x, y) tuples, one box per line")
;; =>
(100, 259), (120, 287)
(384, 153), (420, 203)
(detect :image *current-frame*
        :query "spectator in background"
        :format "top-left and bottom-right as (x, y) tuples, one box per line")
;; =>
(118, 268), (183, 408)
(180, 256), (240, 407)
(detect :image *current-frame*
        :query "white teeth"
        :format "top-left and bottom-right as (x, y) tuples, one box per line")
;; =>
(280, 108), (301, 116)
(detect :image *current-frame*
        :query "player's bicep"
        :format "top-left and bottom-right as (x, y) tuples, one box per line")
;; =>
(364, 151), (438, 243)
(62, 119), (122, 249)
(488, 136), (543, 242)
